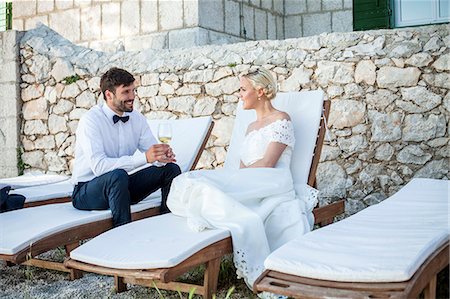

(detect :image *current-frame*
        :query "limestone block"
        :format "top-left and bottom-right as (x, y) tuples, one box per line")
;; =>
(76, 90), (97, 108)
(224, 0), (240, 35)
(101, 2), (121, 39)
(359, 163), (383, 185)
(355, 60), (376, 85)
(346, 36), (385, 56)
(267, 14), (277, 40)
(49, 9), (80, 42)
(34, 135), (56, 150)
(423, 36), (443, 52)
(48, 114), (68, 134)
(397, 145), (432, 165)
(45, 151), (68, 172)
(211, 146), (227, 165)
(29, 55), (51, 82)
(159, 82), (175, 95)
(195, 149), (215, 169)
(168, 28), (206, 49)
(387, 42), (421, 58)
(145, 111), (176, 120)
(443, 92), (450, 113)
(149, 96), (168, 111)
(76, 80), (88, 92)
(316, 161), (347, 198)
(316, 61), (354, 86)
(55, 0), (72, 10)
(87, 77), (101, 92)
(337, 135), (368, 154)
(51, 59), (76, 83)
(368, 111), (402, 142)
(68, 120), (79, 134)
(279, 66), (313, 91)
(327, 85), (344, 98)
(193, 97), (218, 116)
(199, 0), (224, 31)
(243, 5), (255, 39)
(0, 60), (17, 82)
(213, 116), (234, 146)
(138, 85), (159, 98)
(168, 96), (195, 114)
(304, 13), (331, 36)
(328, 100), (365, 129)
(285, 0), (306, 15)
(13, 1), (36, 18)
(22, 74), (36, 84)
(53, 99), (74, 115)
(205, 77), (239, 96)
(62, 83), (81, 99)
(24, 15), (48, 31)
(44, 86), (58, 104)
(405, 53), (433, 67)
(375, 143), (394, 161)
(307, 0), (321, 12)
(183, 70), (214, 83)
(365, 89), (397, 110)
(141, 73), (159, 86)
(22, 151), (46, 169)
(414, 159), (448, 179)
(397, 86), (442, 113)
(22, 84), (45, 102)
(55, 132), (69, 148)
(69, 108), (88, 120)
(141, 0), (158, 33)
(160, 0), (183, 31)
(403, 114), (446, 142)
(38, 0), (54, 13)
(323, 0), (343, 10)
(81, 5), (101, 41)
(376, 66), (420, 88)
(344, 83), (363, 98)
(332, 10), (352, 33)
(121, 1), (140, 37)
(423, 73), (450, 89)
(427, 137), (449, 148)
(213, 68), (234, 84)
(319, 145), (341, 162)
(24, 120), (48, 135)
(23, 98), (48, 120)
(432, 53), (450, 71)
(221, 102), (237, 116)
(437, 145), (450, 158)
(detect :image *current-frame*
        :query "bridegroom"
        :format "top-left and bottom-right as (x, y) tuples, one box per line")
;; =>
(71, 67), (181, 227)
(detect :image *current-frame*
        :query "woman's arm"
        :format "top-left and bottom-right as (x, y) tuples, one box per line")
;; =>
(240, 142), (287, 168)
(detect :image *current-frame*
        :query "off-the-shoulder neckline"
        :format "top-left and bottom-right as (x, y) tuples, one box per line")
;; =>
(245, 118), (292, 137)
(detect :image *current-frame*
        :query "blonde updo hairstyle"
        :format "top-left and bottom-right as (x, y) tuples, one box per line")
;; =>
(242, 67), (277, 100)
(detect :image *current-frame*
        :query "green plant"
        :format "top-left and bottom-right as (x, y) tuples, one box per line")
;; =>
(17, 148), (29, 175)
(227, 63), (237, 67)
(63, 74), (81, 85)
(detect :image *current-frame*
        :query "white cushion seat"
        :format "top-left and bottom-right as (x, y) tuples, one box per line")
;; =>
(264, 178), (449, 283)
(0, 173), (69, 190)
(0, 197), (161, 255)
(70, 213), (230, 269)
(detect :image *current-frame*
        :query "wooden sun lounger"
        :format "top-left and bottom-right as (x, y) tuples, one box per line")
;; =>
(64, 92), (345, 299)
(0, 119), (214, 277)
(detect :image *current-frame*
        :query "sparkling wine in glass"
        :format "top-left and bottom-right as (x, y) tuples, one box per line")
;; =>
(158, 123), (172, 144)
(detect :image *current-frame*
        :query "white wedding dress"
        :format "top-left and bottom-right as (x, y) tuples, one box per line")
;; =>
(167, 119), (318, 287)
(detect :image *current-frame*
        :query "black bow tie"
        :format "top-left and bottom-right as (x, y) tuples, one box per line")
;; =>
(113, 115), (129, 124)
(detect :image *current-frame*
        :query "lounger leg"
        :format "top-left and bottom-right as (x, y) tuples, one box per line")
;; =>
(115, 275), (127, 293)
(203, 257), (221, 299)
(65, 243), (83, 280)
(5, 261), (15, 267)
(423, 275), (437, 299)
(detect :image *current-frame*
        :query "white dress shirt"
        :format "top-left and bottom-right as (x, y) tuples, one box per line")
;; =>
(71, 104), (158, 184)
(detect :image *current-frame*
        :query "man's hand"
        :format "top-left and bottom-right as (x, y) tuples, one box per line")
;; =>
(145, 144), (177, 164)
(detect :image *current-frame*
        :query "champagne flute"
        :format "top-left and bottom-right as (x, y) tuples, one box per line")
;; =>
(158, 122), (172, 144)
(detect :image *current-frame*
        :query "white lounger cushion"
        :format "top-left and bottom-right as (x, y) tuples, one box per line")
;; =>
(264, 178), (449, 283)
(0, 173), (69, 190)
(0, 197), (161, 255)
(9, 116), (212, 204)
(70, 213), (230, 269)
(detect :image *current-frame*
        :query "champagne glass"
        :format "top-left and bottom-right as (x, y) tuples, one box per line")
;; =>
(158, 122), (172, 144)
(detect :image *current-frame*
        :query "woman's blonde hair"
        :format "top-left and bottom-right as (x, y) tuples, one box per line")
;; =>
(241, 67), (277, 100)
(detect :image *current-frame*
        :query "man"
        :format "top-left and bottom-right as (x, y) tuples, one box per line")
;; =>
(71, 67), (181, 227)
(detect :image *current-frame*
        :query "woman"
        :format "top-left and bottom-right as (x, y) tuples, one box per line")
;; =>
(167, 67), (318, 287)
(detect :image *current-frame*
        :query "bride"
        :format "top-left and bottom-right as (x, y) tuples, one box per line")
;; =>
(167, 67), (318, 287)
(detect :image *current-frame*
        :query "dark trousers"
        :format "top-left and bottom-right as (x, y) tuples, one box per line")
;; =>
(72, 163), (181, 227)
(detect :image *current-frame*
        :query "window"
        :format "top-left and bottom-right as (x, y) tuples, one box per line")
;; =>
(354, 0), (449, 30)
(0, 2), (12, 32)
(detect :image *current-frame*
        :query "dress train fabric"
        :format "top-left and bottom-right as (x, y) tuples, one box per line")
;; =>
(167, 119), (318, 287)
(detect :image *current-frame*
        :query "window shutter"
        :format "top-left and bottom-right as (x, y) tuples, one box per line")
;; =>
(353, 0), (392, 30)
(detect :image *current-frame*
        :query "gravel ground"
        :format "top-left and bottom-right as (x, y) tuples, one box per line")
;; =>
(0, 250), (255, 299)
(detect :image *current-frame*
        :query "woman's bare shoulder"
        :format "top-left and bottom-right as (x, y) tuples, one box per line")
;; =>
(272, 111), (291, 121)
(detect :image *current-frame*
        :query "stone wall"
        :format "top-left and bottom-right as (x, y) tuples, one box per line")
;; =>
(11, 0), (352, 51)
(14, 23), (450, 215)
(0, 30), (22, 178)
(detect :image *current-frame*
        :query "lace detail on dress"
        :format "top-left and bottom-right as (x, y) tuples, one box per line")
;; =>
(234, 248), (265, 288)
(269, 119), (295, 148)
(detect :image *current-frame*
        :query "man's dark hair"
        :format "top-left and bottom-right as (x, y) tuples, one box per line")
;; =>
(100, 67), (135, 98)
